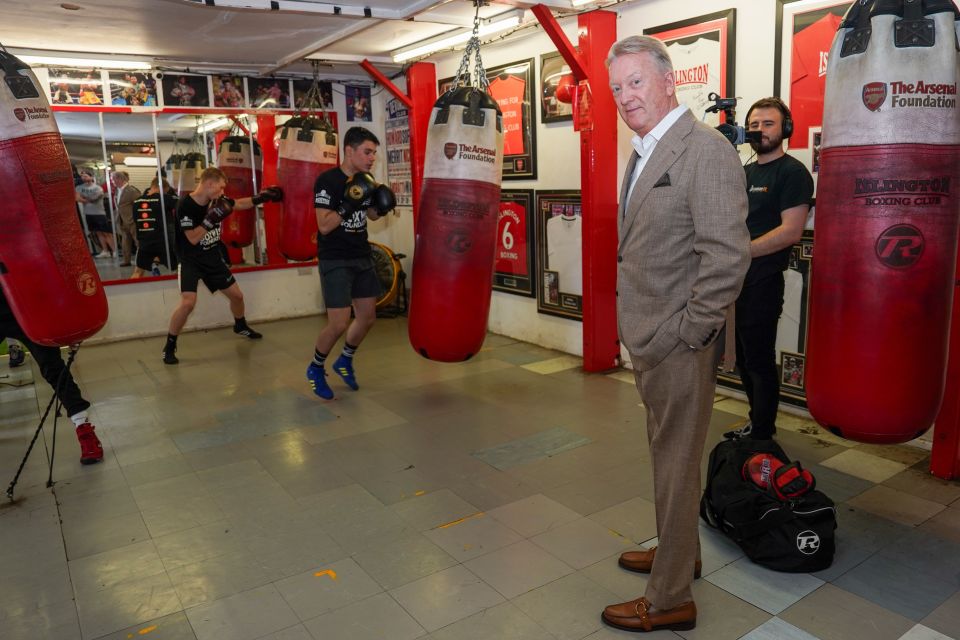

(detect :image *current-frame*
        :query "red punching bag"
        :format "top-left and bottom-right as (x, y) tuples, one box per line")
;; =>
(0, 50), (107, 345)
(277, 116), (338, 261)
(408, 87), (504, 361)
(219, 135), (261, 247)
(806, 0), (960, 444)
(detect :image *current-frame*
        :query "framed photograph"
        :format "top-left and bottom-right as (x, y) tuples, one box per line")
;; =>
(486, 59), (537, 180)
(540, 52), (574, 124)
(495, 190), (536, 297)
(345, 85), (372, 122)
(47, 67), (104, 105)
(385, 97), (413, 212)
(212, 74), (247, 108)
(161, 73), (210, 107)
(293, 79), (333, 110)
(437, 76), (457, 95)
(775, 0), (852, 150)
(536, 190), (582, 320)
(248, 78), (292, 109)
(107, 71), (157, 107)
(781, 351), (806, 390)
(644, 9), (736, 128)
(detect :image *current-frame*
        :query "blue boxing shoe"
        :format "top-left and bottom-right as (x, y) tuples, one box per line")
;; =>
(306, 363), (334, 400)
(331, 355), (359, 390)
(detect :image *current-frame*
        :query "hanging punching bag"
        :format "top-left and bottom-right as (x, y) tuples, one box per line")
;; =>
(165, 153), (183, 192)
(277, 116), (338, 261)
(408, 87), (504, 361)
(0, 50), (107, 345)
(806, 0), (960, 444)
(219, 135), (261, 248)
(177, 151), (205, 196)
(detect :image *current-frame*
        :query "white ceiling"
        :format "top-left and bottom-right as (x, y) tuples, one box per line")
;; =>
(0, 0), (567, 77)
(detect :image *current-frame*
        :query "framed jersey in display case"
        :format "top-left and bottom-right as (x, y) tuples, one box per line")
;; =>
(486, 59), (536, 180)
(495, 190), (535, 297)
(536, 190), (582, 320)
(775, 0), (852, 154)
(644, 9), (736, 128)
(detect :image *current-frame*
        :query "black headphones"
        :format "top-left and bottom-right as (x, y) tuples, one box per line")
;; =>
(748, 97), (794, 140)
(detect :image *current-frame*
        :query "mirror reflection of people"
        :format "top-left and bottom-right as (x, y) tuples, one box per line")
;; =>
(162, 168), (283, 364)
(131, 177), (178, 279)
(111, 171), (141, 267)
(76, 170), (115, 258)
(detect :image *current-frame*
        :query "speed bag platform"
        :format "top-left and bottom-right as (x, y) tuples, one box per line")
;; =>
(408, 87), (504, 362)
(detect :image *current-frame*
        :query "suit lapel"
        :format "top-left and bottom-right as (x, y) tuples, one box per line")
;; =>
(618, 151), (639, 234)
(620, 111), (695, 241)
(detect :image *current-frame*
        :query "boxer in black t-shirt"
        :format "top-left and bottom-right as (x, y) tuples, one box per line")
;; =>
(131, 177), (178, 278)
(161, 167), (282, 365)
(306, 126), (395, 399)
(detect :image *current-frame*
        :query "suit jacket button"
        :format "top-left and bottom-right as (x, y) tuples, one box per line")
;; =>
(617, 255), (623, 263)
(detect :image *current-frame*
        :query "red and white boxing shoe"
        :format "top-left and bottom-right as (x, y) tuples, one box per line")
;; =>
(75, 423), (103, 465)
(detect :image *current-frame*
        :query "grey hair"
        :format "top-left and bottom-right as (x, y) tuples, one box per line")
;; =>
(114, 171), (130, 182)
(606, 35), (674, 75)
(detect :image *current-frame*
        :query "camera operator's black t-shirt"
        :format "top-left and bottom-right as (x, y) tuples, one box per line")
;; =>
(743, 154), (814, 285)
(175, 195), (222, 261)
(313, 167), (372, 260)
(133, 190), (177, 246)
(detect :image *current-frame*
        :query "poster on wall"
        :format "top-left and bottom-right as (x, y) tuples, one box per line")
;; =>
(486, 60), (536, 180)
(293, 79), (333, 110)
(540, 52), (574, 124)
(644, 9), (736, 128)
(212, 74), (247, 108)
(345, 85), (372, 122)
(108, 71), (158, 106)
(536, 190), (582, 320)
(717, 231), (814, 407)
(248, 78), (292, 109)
(495, 190), (536, 298)
(385, 98), (413, 212)
(47, 67), (104, 105)
(161, 73), (210, 107)
(775, 1), (851, 151)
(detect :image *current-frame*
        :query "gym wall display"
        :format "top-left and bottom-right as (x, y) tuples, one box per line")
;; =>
(47, 67), (104, 105)
(495, 190), (536, 298)
(775, 1), (851, 153)
(717, 231), (814, 407)
(385, 98), (413, 212)
(212, 74), (248, 108)
(540, 52), (574, 124)
(486, 59), (536, 179)
(345, 85), (372, 122)
(292, 79), (334, 110)
(536, 190), (583, 320)
(248, 78), (292, 109)
(108, 71), (158, 107)
(644, 9), (736, 128)
(161, 73), (211, 108)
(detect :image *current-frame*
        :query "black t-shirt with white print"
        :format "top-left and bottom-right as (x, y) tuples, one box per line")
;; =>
(175, 195), (223, 262)
(313, 167), (372, 260)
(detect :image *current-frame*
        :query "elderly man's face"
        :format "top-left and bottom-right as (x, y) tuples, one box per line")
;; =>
(608, 53), (676, 137)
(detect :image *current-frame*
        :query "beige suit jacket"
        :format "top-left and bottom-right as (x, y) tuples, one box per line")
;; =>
(116, 184), (142, 227)
(617, 109), (750, 370)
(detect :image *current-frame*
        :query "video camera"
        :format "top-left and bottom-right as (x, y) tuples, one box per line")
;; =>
(705, 92), (762, 147)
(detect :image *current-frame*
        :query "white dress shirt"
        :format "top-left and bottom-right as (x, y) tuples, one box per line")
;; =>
(625, 103), (689, 205)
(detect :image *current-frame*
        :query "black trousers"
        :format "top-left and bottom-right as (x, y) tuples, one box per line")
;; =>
(734, 272), (785, 438)
(1, 316), (90, 418)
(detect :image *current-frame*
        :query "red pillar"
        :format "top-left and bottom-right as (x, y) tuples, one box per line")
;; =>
(405, 62), (436, 229)
(256, 115), (284, 265)
(931, 250), (960, 479)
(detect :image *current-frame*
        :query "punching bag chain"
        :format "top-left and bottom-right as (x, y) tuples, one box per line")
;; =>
(450, 1), (491, 92)
(301, 60), (332, 125)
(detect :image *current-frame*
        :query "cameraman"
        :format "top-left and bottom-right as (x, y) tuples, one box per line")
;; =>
(726, 97), (813, 440)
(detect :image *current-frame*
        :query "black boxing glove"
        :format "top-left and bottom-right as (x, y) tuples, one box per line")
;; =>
(202, 196), (235, 230)
(252, 185), (283, 205)
(336, 172), (377, 218)
(372, 184), (396, 215)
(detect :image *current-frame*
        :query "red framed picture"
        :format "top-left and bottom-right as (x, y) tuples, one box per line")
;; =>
(495, 189), (535, 297)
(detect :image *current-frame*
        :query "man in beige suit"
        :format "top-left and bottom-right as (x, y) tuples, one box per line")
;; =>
(112, 171), (141, 267)
(601, 36), (750, 632)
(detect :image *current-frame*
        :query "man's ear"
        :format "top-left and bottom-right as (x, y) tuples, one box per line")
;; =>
(664, 72), (676, 96)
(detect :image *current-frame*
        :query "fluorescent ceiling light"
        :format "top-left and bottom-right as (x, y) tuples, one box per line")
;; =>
(393, 15), (521, 63)
(121, 156), (159, 167)
(18, 55), (151, 70)
(197, 117), (232, 134)
(571, 0), (596, 6)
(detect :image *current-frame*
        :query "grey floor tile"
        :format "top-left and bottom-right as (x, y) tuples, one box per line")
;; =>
(876, 529), (960, 587)
(898, 625), (957, 640)
(739, 616), (821, 640)
(352, 531), (459, 590)
(424, 512), (524, 562)
(68, 539), (166, 594)
(780, 583), (914, 640)
(833, 555), (957, 621)
(185, 584), (299, 640)
(168, 551), (272, 608)
(472, 426), (592, 470)
(61, 510), (151, 560)
(679, 579), (771, 640)
(2, 599), (81, 640)
(487, 494), (582, 538)
(921, 591), (960, 638)
(531, 517), (633, 570)
(75, 570), (182, 640)
(464, 539), (574, 599)
(846, 485), (946, 526)
(273, 557), (383, 621)
(300, 592), (426, 640)
(389, 565), (505, 632)
(704, 557), (823, 615)
(93, 611), (198, 640)
(512, 572), (621, 640)
(390, 488), (480, 531)
(255, 624), (315, 640)
(589, 496), (658, 544)
(429, 601), (554, 640)
(579, 554), (651, 602)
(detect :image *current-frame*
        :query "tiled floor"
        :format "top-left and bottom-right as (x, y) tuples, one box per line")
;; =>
(1, 315), (959, 640)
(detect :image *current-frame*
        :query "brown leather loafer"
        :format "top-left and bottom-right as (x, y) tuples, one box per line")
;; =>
(618, 547), (702, 578)
(602, 597), (696, 632)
